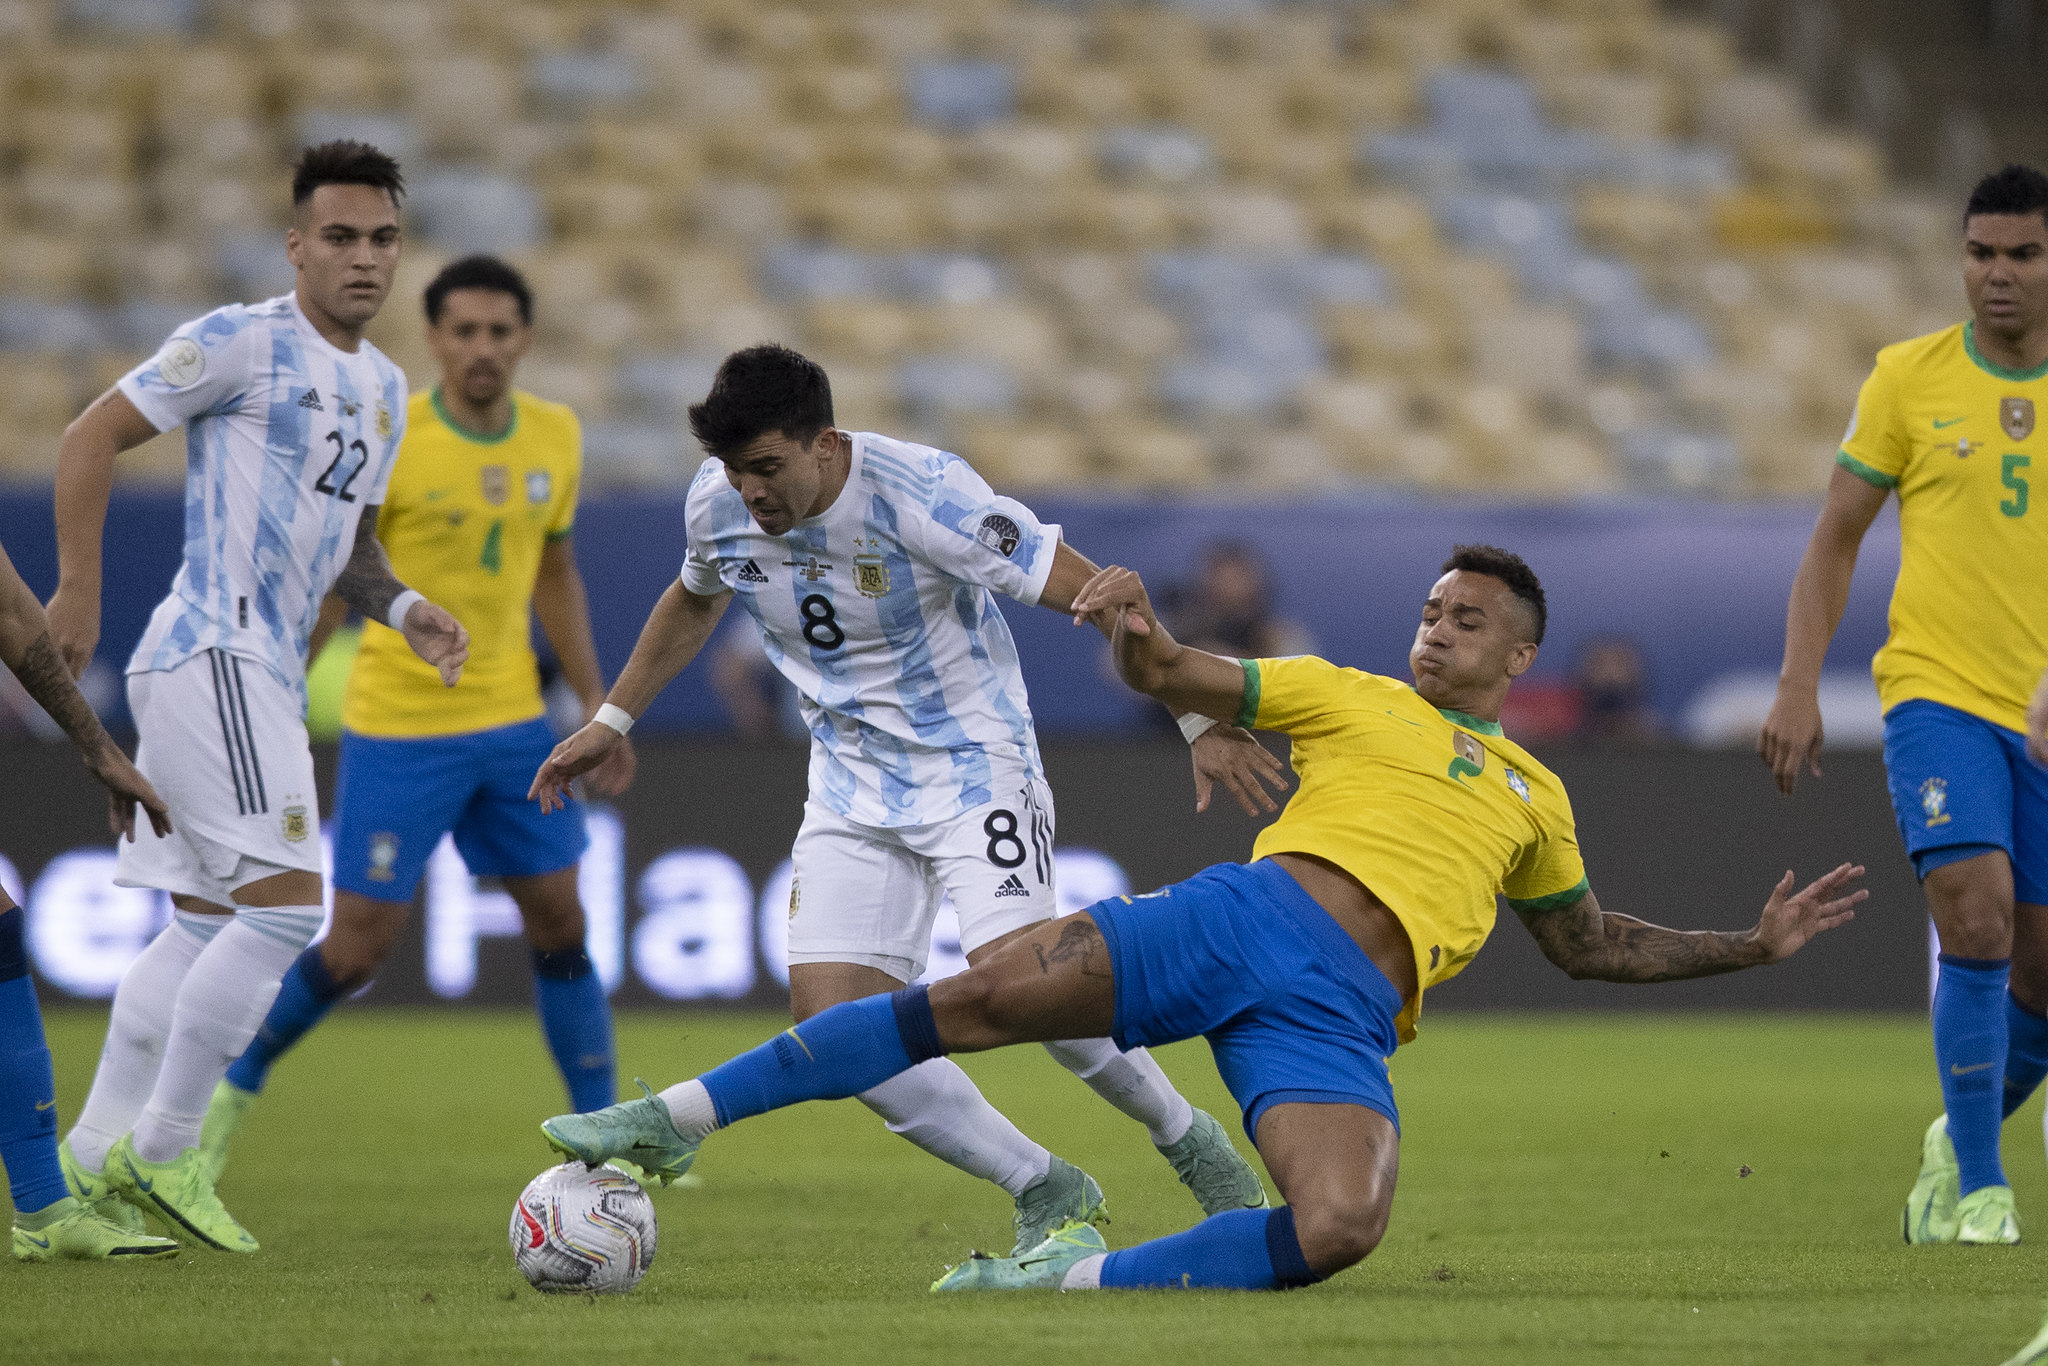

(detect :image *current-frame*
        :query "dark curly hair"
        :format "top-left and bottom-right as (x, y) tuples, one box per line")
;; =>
(1967, 164), (2048, 227)
(291, 139), (404, 207)
(1442, 544), (1546, 645)
(689, 344), (834, 459)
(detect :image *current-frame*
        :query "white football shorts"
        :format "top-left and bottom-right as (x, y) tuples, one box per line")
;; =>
(115, 649), (323, 905)
(786, 771), (1058, 982)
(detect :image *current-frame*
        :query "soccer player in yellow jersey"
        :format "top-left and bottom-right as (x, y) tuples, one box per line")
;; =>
(542, 545), (1863, 1292)
(203, 257), (635, 1170)
(1761, 166), (2048, 1249)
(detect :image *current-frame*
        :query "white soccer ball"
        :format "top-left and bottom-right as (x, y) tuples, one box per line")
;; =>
(510, 1162), (658, 1294)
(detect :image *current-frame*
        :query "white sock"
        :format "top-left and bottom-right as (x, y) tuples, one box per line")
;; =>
(657, 1079), (721, 1143)
(860, 1059), (1053, 1197)
(131, 905), (322, 1163)
(1061, 1253), (1107, 1290)
(68, 911), (224, 1171)
(1042, 1039), (1194, 1147)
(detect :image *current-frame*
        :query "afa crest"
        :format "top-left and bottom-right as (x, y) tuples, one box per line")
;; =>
(788, 876), (801, 920)
(367, 831), (399, 882)
(282, 805), (310, 843)
(852, 538), (890, 599)
(376, 403), (393, 440)
(1920, 777), (1951, 827)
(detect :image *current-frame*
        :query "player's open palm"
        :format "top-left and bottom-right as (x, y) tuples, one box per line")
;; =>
(402, 600), (469, 686)
(1758, 685), (1825, 795)
(88, 743), (172, 841)
(530, 722), (619, 813)
(1751, 863), (1865, 963)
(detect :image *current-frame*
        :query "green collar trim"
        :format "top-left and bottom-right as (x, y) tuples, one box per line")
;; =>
(431, 387), (518, 445)
(1438, 706), (1503, 737)
(1963, 322), (2048, 383)
(1234, 659), (1262, 731)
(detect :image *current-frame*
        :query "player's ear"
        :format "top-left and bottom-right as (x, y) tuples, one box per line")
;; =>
(284, 226), (304, 269)
(1504, 640), (1538, 679)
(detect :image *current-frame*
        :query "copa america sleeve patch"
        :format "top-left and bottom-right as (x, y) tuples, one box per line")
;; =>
(975, 513), (1022, 558)
(156, 337), (206, 389)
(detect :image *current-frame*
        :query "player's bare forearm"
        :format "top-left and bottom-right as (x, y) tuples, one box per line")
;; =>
(305, 593), (349, 666)
(1071, 565), (1248, 720)
(533, 536), (607, 713)
(605, 581), (731, 717)
(1778, 469), (1886, 689)
(330, 514), (410, 624)
(1035, 541), (1106, 632)
(1516, 868), (1865, 983)
(52, 390), (155, 589)
(0, 543), (114, 755)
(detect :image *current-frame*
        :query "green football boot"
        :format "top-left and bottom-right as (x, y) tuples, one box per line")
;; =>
(1999, 1302), (2048, 1365)
(12, 1196), (179, 1261)
(1957, 1184), (2021, 1245)
(541, 1080), (699, 1187)
(1158, 1108), (1269, 1216)
(198, 1079), (258, 1182)
(59, 1138), (151, 1235)
(934, 1220), (1108, 1293)
(104, 1135), (258, 1253)
(1011, 1155), (1107, 1257)
(1902, 1114), (1961, 1245)
(605, 1157), (703, 1191)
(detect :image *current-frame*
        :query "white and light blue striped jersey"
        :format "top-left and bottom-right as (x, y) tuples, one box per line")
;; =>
(117, 293), (408, 703)
(681, 432), (1062, 828)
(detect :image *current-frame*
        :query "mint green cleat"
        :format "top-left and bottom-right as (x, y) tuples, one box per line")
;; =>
(935, 1220), (1108, 1292)
(541, 1080), (699, 1187)
(12, 1196), (179, 1261)
(1957, 1184), (2021, 1245)
(1902, 1114), (1960, 1244)
(104, 1135), (258, 1253)
(2000, 1302), (2048, 1365)
(59, 1138), (151, 1236)
(198, 1079), (258, 1183)
(1159, 1108), (1269, 1216)
(1010, 1155), (1107, 1256)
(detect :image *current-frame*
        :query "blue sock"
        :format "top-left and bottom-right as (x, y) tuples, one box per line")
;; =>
(0, 906), (68, 1213)
(1934, 954), (2011, 1193)
(700, 987), (943, 1128)
(2004, 992), (2048, 1119)
(532, 947), (615, 1113)
(1100, 1207), (1324, 1290)
(224, 946), (349, 1094)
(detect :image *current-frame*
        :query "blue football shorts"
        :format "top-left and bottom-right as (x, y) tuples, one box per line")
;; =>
(1882, 698), (2048, 904)
(331, 717), (588, 901)
(1085, 857), (1404, 1142)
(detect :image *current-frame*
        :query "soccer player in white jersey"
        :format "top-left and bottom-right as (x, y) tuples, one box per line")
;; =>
(40, 141), (469, 1253)
(532, 345), (1281, 1253)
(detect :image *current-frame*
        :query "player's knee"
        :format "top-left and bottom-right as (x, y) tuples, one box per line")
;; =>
(1929, 866), (2015, 955)
(1291, 1191), (1391, 1274)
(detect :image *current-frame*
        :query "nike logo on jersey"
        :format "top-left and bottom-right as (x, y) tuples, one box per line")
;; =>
(298, 388), (323, 411)
(736, 559), (769, 584)
(1951, 1061), (1996, 1076)
(1933, 416), (1966, 429)
(994, 874), (1030, 897)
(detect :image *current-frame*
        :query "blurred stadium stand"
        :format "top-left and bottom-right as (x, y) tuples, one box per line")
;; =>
(0, 0), (2002, 497)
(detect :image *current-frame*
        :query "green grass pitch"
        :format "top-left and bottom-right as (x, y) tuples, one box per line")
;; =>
(11, 1008), (2048, 1365)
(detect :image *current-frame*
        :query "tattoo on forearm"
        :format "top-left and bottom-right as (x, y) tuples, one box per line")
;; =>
(330, 514), (405, 625)
(14, 630), (113, 757)
(1033, 918), (1114, 980)
(1518, 902), (1760, 983)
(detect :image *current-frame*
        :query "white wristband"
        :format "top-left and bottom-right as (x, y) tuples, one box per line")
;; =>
(1177, 713), (1220, 744)
(385, 590), (424, 632)
(593, 702), (635, 736)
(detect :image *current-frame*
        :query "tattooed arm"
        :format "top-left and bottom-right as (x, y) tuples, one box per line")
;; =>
(0, 540), (170, 839)
(1514, 864), (1866, 983)
(332, 512), (469, 686)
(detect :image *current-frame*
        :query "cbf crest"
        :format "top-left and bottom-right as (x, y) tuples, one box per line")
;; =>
(367, 832), (399, 882)
(2003, 397), (2035, 442)
(1920, 777), (1952, 828)
(480, 464), (509, 506)
(852, 538), (890, 599)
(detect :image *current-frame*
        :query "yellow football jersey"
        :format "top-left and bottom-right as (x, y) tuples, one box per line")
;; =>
(342, 388), (580, 737)
(1839, 322), (2048, 733)
(1239, 656), (1588, 1042)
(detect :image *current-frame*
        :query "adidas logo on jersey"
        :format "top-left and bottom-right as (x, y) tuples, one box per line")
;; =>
(736, 559), (769, 584)
(298, 388), (323, 411)
(994, 874), (1030, 898)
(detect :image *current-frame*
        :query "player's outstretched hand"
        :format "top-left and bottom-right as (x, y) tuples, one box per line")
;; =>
(583, 730), (638, 799)
(1191, 724), (1290, 816)
(86, 741), (172, 842)
(2028, 667), (2048, 768)
(1750, 863), (1865, 964)
(1757, 685), (1825, 795)
(402, 599), (470, 687)
(530, 722), (620, 814)
(1069, 565), (1156, 639)
(43, 584), (98, 680)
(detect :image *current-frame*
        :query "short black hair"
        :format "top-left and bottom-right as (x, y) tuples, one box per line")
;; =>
(423, 255), (533, 326)
(689, 344), (834, 459)
(291, 139), (404, 208)
(1441, 544), (1547, 645)
(1966, 164), (2048, 227)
